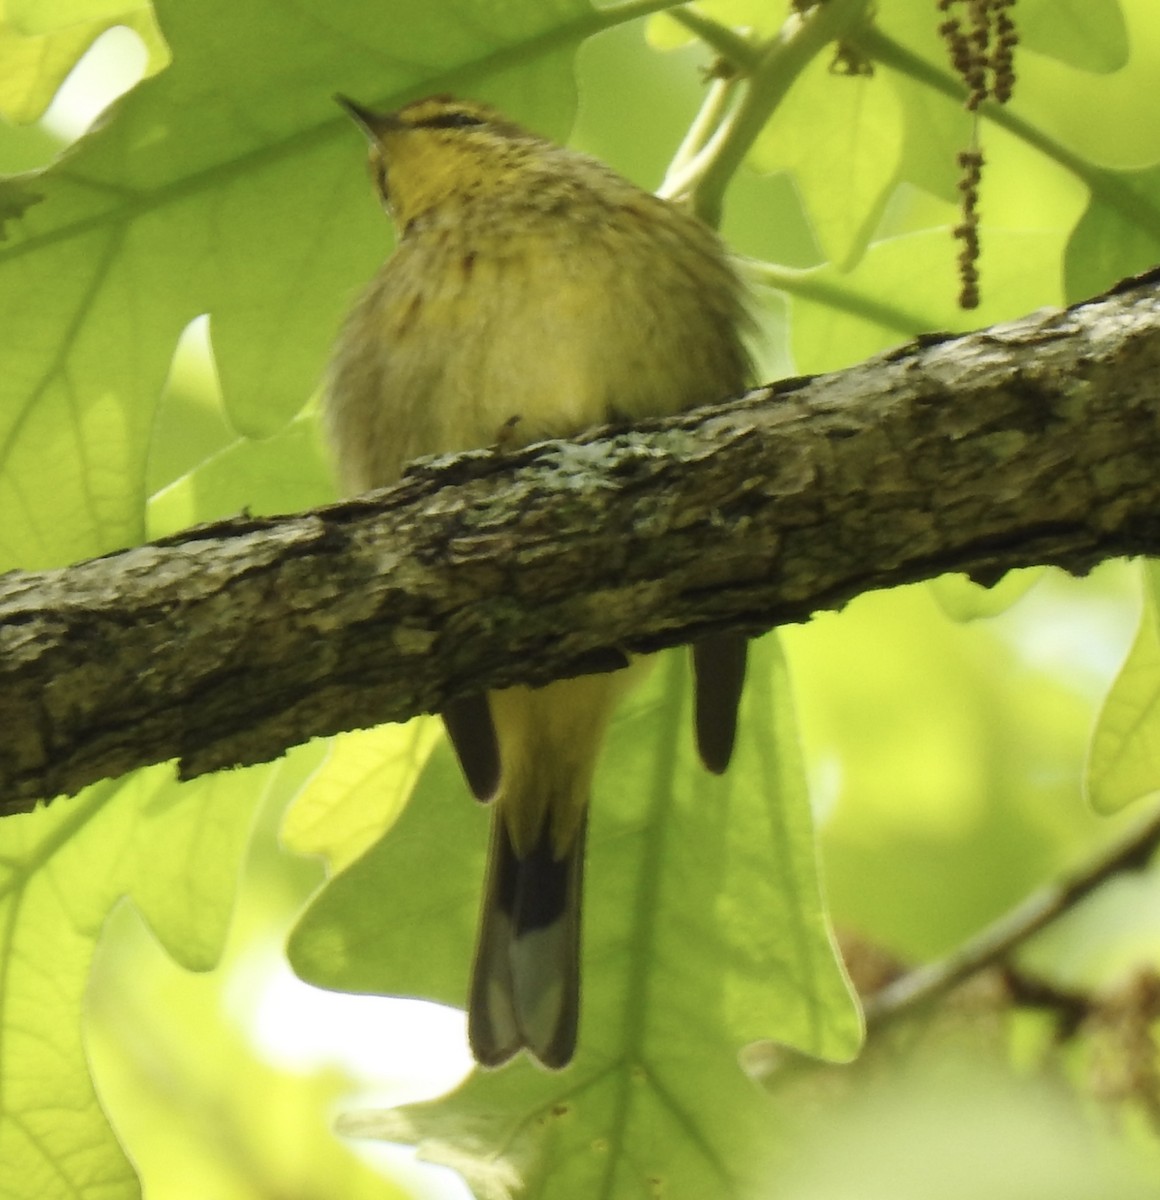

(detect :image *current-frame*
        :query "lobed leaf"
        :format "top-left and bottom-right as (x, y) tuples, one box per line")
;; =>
(290, 637), (861, 1199)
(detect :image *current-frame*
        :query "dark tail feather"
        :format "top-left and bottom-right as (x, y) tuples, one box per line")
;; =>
(692, 633), (749, 774)
(442, 694), (501, 801)
(468, 812), (585, 1069)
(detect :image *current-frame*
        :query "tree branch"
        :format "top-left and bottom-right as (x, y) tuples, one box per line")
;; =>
(4, 270), (1160, 814)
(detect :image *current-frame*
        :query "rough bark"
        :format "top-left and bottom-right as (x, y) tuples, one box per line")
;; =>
(3, 270), (1160, 814)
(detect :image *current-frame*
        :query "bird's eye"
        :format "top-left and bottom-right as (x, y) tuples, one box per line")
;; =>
(419, 110), (487, 130)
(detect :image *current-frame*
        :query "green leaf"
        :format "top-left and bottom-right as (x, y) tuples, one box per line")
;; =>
(0, 764), (270, 1199)
(8, 0), (144, 34)
(281, 719), (441, 874)
(1007, 4), (1160, 168)
(0, 4), (166, 125)
(338, 1057), (775, 1200)
(146, 408), (335, 537)
(1086, 562), (1160, 813)
(787, 577), (1111, 959)
(647, 0), (780, 52)
(870, 0), (1160, 308)
(874, 0), (1142, 157)
(0, 0), (595, 570)
(772, 226), (1068, 375)
(0, 173), (45, 233)
(289, 636), (861, 1198)
(1017, 0), (1129, 74)
(929, 569), (1044, 622)
(752, 53), (903, 270)
(889, 69), (972, 204)
(871, 0), (971, 207)
(1064, 165), (1160, 302)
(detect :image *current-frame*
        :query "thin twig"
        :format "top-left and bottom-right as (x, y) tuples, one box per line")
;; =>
(660, 75), (738, 201)
(744, 800), (1160, 1082)
(862, 802), (1160, 1030)
(667, 7), (761, 71)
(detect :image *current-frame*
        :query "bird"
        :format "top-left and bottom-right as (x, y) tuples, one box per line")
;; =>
(324, 93), (751, 1068)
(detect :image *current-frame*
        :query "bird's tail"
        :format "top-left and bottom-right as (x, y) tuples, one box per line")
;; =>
(468, 807), (586, 1069)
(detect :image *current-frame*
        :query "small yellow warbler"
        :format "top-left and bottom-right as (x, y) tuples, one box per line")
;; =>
(325, 94), (751, 1068)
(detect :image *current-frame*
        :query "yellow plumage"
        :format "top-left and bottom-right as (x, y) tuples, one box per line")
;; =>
(325, 94), (750, 1067)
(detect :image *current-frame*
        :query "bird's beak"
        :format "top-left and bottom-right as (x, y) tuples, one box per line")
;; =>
(334, 94), (398, 139)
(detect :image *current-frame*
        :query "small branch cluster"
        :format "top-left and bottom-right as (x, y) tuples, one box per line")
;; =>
(745, 801), (1160, 1131)
(1083, 969), (1160, 1133)
(999, 964), (1160, 1132)
(936, 0), (1020, 309)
